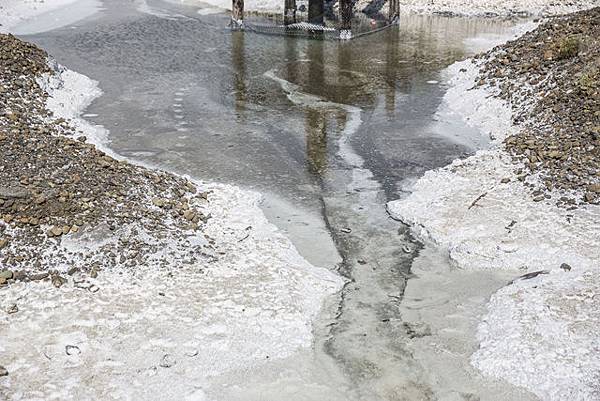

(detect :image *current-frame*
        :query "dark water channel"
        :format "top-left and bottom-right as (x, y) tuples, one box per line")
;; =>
(22, 2), (528, 399)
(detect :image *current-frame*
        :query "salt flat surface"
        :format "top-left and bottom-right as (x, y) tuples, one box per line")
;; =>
(388, 26), (600, 401)
(392, 0), (599, 16)
(0, 182), (343, 400)
(171, 0), (598, 16)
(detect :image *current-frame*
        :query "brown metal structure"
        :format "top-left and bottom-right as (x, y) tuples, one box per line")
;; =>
(284, 0), (296, 25)
(232, 0), (399, 38)
(232, 0), (244, 26)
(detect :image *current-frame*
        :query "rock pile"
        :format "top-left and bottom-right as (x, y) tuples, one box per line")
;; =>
(0, 34), (211, 285)
(476, 7), (600, 206)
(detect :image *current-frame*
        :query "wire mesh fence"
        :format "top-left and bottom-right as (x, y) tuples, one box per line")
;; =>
(232, 0), (399, 40)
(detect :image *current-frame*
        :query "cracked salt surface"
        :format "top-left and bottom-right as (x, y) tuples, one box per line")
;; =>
(0, 61), (343, 400)
(388, 24), (600, 401)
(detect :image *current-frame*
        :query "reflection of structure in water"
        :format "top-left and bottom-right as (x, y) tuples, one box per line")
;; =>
(231, 31), (246, 116)
(385, 27), (399, 116)
(305, 40), (327, 175)
(231, 0), (400, 39)
(306, 109), (328, 174)
(229, 27), (407, 178)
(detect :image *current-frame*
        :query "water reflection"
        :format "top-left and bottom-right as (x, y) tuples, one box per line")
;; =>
(49, 10), (521, 202)
(226, 20), (489, 187)
(384, 29), (399, 116)
(229, 29), (403, 179)
(284, 37), (298, 82)
(231, 31), (246, 116)
(304, 40), (328, 175)
(306, 108), (328, 174)
(306, 39), (324, 95)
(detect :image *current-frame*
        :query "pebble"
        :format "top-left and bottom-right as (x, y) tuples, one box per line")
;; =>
(50, 226), (64, 237)
(6, 304), (18, 314)
(560, 263), (572, 271)
(65, 345), (81, 356)
(51, 275), (66, 288)
(183, 210), (195, 221)
(0, 366), (8, 377)
(184, 349), (199, 357)
(0, 270), (13, 280)
(29, 272), (49, 281)
(159, 354), (176, 368)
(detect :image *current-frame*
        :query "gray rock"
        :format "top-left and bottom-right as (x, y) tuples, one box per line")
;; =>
(0, 186), (30, 199)
(65, 345), (81, 356)
(159, 354), (176, 368)
(0, 271), (13, 280)
(560, 263), (572, 271)
(51, 275), (66, 288)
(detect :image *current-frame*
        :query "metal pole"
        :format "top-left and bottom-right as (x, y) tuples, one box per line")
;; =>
(339, 0), (352, 39)
(308, 0), (324, 24)
(389, 0), (399, 21)
(284, 0), (296, 25)
(232, 0), (244, 28)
